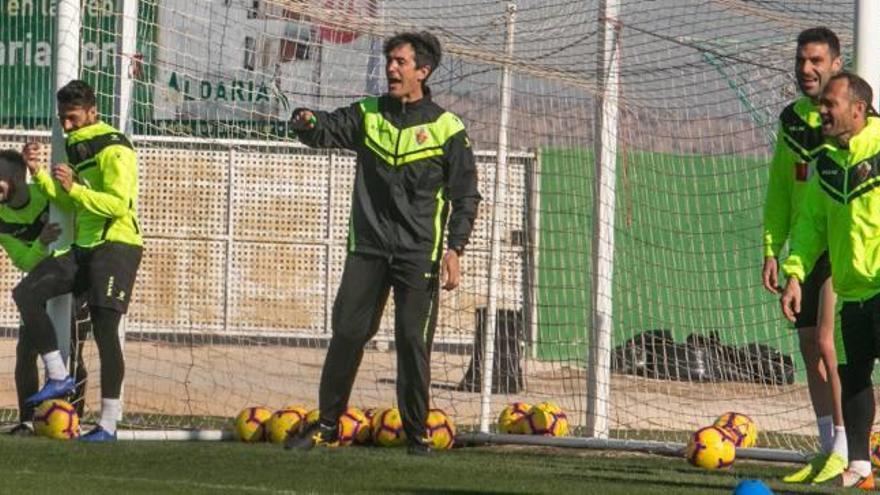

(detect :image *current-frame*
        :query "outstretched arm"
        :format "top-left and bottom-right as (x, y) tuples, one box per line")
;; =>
(291, 103), (362, 151)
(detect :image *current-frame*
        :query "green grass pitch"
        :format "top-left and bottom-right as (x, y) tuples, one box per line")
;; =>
(0, 436), (840, 494)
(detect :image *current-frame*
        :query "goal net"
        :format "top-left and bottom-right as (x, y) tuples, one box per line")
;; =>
(0, 0), (858, 452)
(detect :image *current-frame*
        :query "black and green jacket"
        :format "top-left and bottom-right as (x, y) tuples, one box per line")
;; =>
(0, 183), (51, 272)
(296, 89), (481, 261)
(763, 97), (825, 258)
(35, 121), (143, 249)
(783, 117), (880, 301)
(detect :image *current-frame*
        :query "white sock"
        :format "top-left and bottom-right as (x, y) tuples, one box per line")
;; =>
(832, 425), (848, 460)
(850, 460), (872, 477)
(41, 350), (68, 381)
(817, 415), (834, 453)
(98, 398), (121, 434)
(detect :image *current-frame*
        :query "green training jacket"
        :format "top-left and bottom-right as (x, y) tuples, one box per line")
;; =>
(783, 116), (880, 301)
(34, 121), (143, 248)
(0, 183), (51, 272)
(295, 88), (481, 261)
(763, 97), (825, 258)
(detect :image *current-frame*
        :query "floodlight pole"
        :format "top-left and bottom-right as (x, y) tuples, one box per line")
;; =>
(586, 0), (621, 439)
(49, 0), (80, 364)
(479, 2), (516, 434)
(856, 0), (880, 109)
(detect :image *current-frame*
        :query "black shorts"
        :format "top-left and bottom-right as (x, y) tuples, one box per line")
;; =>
(794, 251), (831, 329)
(839, 294), (880, 366)
(16, 241), (143, 314)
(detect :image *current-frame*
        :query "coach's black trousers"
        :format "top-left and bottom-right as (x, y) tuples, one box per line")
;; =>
(838, 293), (880, 463)
(319, 253), (439, 442)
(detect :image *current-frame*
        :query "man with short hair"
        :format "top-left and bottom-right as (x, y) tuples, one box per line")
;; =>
(782, 72), (880, 490)
(16, 79), (143, 442)
(762, 27), (847, 484)
(0, 149), (89, 435)
(285, 31), (481, 455)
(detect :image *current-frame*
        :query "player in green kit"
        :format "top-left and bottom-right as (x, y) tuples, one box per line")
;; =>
(0, 149), (89, 435)
(762, 28), (847, 484)
(15, 80), (143, 442)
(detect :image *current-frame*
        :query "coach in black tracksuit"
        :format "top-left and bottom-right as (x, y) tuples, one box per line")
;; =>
(286, 31), (480, 455)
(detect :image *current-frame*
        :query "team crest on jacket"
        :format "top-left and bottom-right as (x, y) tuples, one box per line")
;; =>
(855, 161), (872, 182)
(415, 127), (429, 145)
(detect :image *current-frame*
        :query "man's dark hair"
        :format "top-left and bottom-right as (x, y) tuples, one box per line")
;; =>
(0, 150), (27, 183)
(829, 72), (876, 115)
(797, 27), (841, 59)
(383, 32), (442, 79)
(57, 79), (97, 108)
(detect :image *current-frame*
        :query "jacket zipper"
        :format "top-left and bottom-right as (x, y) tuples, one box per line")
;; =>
(389, 100), (406, 260)
(394, 100), (406, 164)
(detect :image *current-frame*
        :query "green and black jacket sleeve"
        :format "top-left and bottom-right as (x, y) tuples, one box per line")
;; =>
(443, 130), (481, 250)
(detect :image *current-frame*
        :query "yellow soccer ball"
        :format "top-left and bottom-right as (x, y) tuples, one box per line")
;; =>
(525, 402), (569, 437)
(497, 402), (532, 434)
(713, 412), (757, 448)
(266, 406), (308, 444)
(282, 404), (308, 412)
(33, 399), (79, 440)
(338, 407), (371, 446)
(363, 407), (379, 424)
(871, 431), (880, 468)
(425, 408), (456, 449)
(686, 426), (736, 469)
(234, 406), (273, 442)
(304, 408), (321, 428)
(371, 407), (407, 447)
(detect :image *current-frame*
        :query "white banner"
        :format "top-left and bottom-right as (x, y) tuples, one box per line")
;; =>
(154, 0), (381, 121)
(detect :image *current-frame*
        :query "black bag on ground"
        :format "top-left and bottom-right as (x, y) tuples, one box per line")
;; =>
(738, 342), (795, 385)
(613, 330), (795, 385)
(612, 329), (673, 378)
(613, 329), (716, 382)
(458, 308), (524, 394)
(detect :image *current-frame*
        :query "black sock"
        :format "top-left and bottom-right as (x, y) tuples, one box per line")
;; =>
(90, 307), (124, 399)
(841, 363), (875, 462)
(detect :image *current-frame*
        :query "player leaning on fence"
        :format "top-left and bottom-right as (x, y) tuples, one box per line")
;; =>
(0, 149), (90, 435)
(781, 72), (880, 490)
(285, 31), (481, 455)
(761, 27), (848, 485)
(15, 79), (143, 442)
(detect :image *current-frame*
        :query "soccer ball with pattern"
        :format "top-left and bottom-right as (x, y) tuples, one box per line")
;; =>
(525, 402), (569, 437)
(686, 426), (736, 469)
(304, 408), (321, 428)
(234, 406), (273, 442)
(362, 408), (379, 443)
(713, 412), (757, 448)
(497, 402), (531, 434)
(363, 407), (379, 425)
(871, 431), (880, 468)
(425, 408), (456, 449)
(33, 399), (79, 440)
(267, 406), (308, 444)
(338, 407), (371, 446)
(371, 407), (407, 447)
